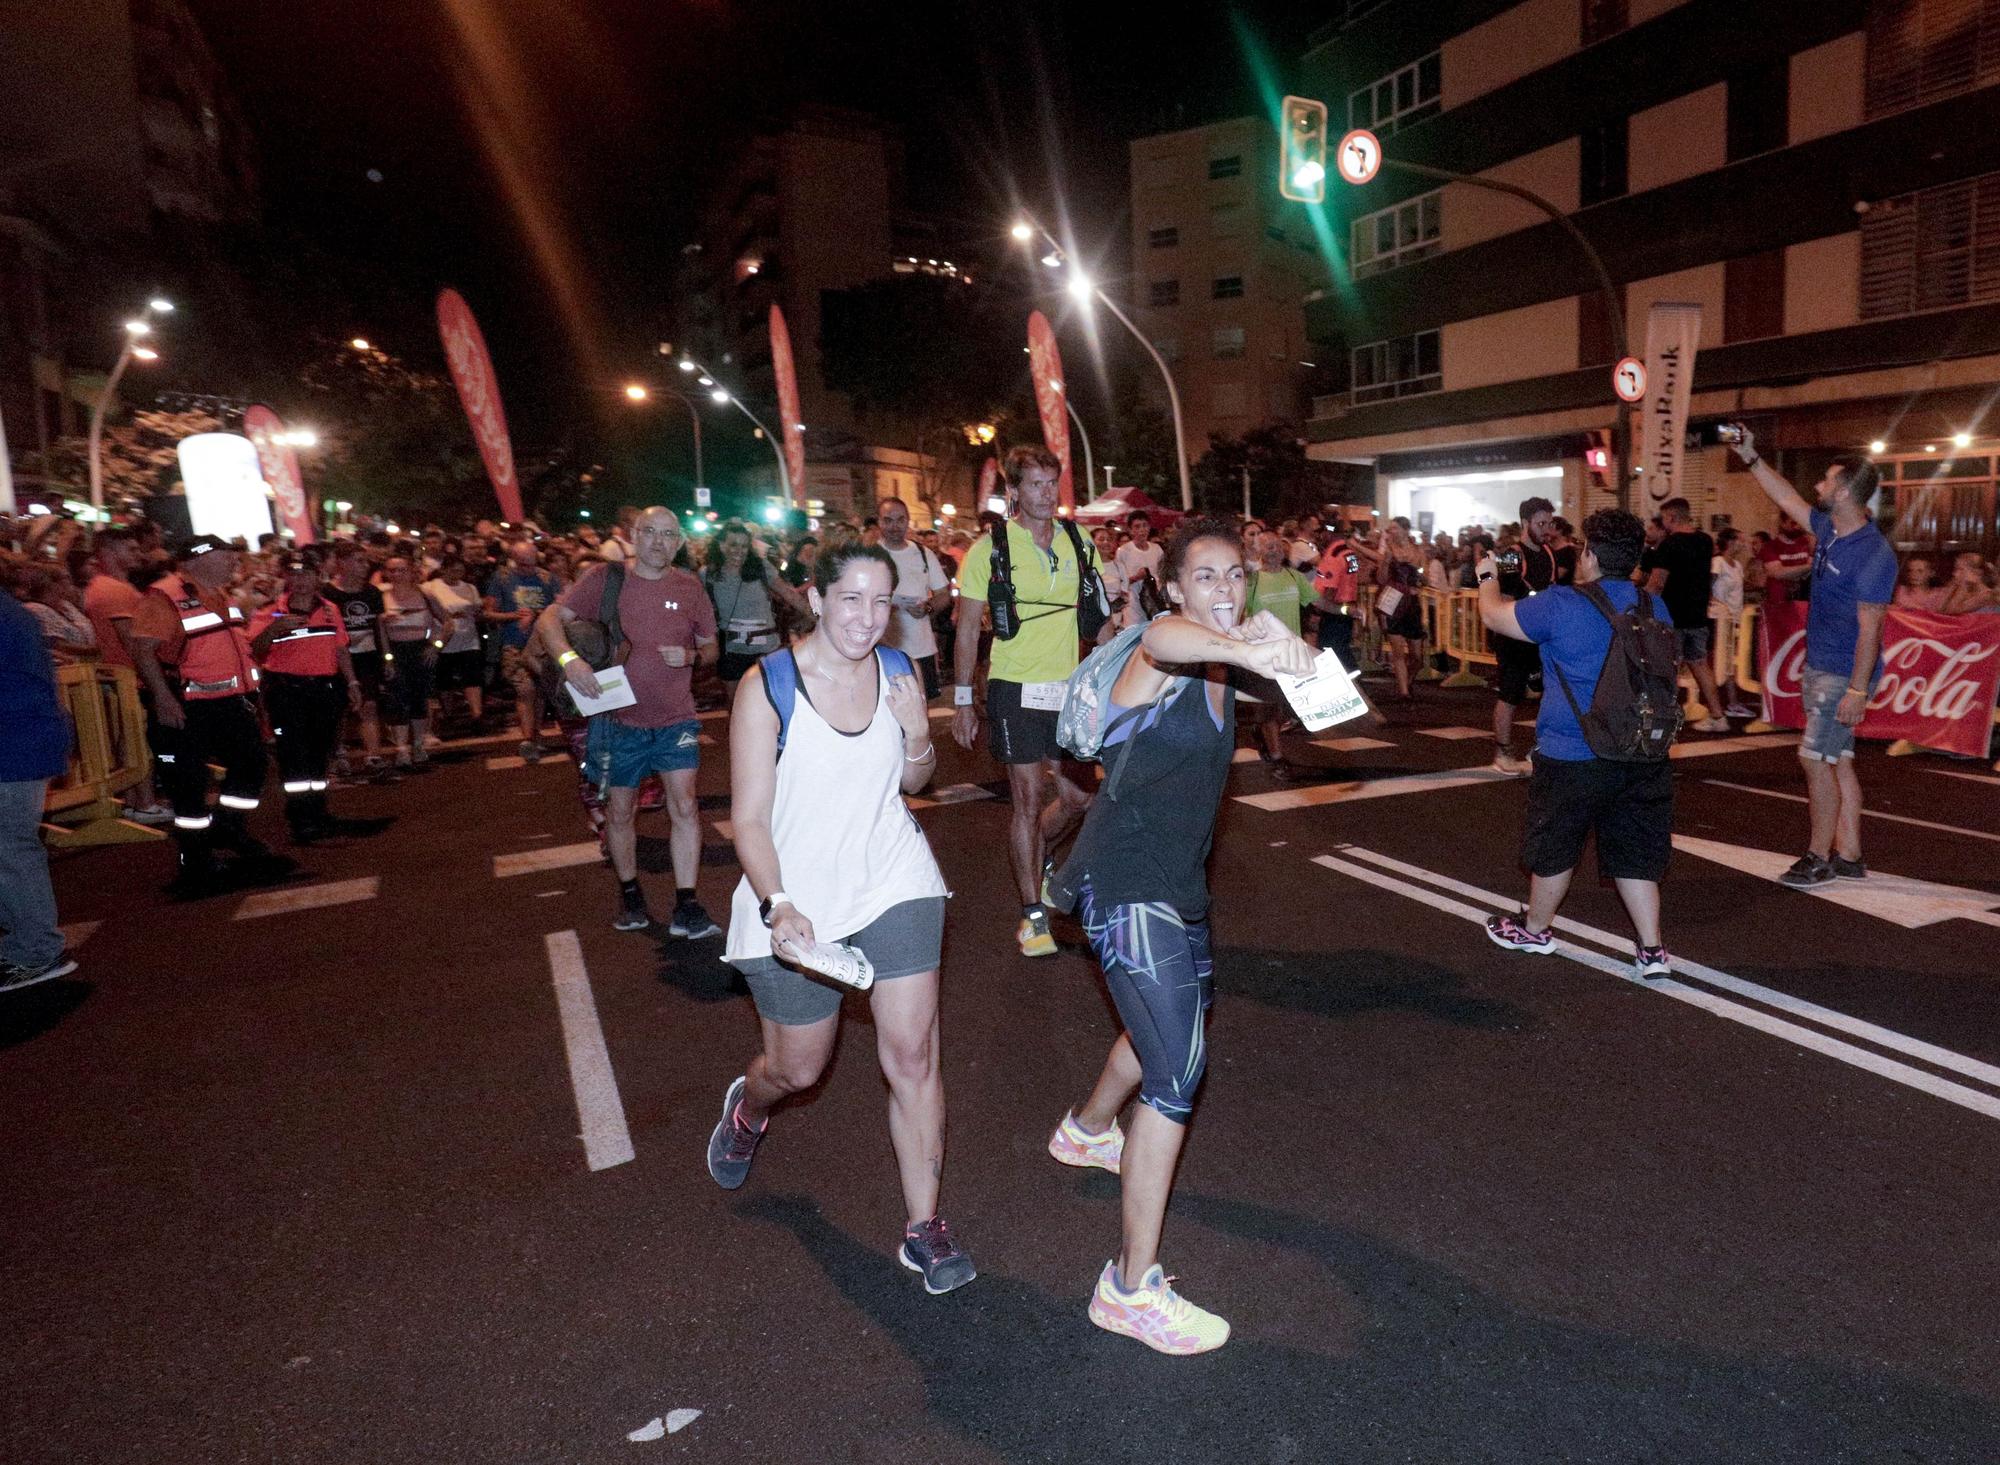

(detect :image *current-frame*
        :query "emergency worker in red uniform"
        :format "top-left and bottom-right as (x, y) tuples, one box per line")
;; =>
(1312, 525), (1375, 671)
(248, 548), (360, 843)
(128, 535), (284, 891)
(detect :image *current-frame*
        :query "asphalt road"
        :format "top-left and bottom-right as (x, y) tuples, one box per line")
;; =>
(6, 686), (1999, 1464)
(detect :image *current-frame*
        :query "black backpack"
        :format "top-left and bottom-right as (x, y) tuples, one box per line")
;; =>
(988, 518), (1111, 643)
(1549, 583), (1683, 761)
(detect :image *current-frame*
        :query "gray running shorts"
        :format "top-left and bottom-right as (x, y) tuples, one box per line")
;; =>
(732, 896), (946, 1026)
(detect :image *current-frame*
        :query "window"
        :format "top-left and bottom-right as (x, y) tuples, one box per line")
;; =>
(1212, 382), (1251, 417)
(1724, 249), (1787, 342)
(1580, 119), (1628, 206)
(1147, 226), (1179, 248)
(1860, 171), (2000, 320)
(1348, 52), (1441, 137)
(1148, 279), (1181, 307)
(1212, 325), (1247, 359)
(1350, 190), (1442, 279)
(1212, 275), (1245, 299)
(1581, 0), (1627, 46)
(1210, 202), (1245, 238)
(1726, 60), (1789, 162)
(1351, 330), (1441, 405)
(1866, 0), (2000, 120)
(1208, 154), (1243, 180)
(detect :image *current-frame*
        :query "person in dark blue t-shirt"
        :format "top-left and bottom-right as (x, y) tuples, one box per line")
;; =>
(1474, 508), (1679, 980)
(1726, 427), (1899, 888)
(0, 591), (77, 990)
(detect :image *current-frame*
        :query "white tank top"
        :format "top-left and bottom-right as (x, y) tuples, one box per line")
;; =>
(725, 649), (949, 960)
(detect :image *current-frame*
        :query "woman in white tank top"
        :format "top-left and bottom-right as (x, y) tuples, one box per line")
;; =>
(706, 543), (974, 1295)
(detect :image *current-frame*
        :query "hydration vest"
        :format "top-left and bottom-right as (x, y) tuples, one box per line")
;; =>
(153, 573), (259, 699)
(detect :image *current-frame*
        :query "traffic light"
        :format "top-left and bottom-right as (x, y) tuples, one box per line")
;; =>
(1279, 95), (1329, 204)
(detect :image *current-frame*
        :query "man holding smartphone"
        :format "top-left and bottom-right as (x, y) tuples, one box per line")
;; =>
(1726, 427), (1897, 887)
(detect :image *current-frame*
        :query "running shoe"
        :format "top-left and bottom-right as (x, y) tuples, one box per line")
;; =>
(670, 900), (722, 939)
(899, 1215), (978, 1295)
(0, 955), (79, 993)
(1484, 912), (1556, 954)
(1018, 908), (1057, 958)
(612, 898), (652, 932)
(1691, 716), (1732, 733)
(1829, 855), (1868, 881)
(1048, 1110), (1123, 1174)
(518, 739), (543, 764)
(1087, 1261), (1229, 1355)
(705, 1075), (765, 1190)
(1724, 702), (1758, 719)
(1779, 854), (1836, 889)
(1634, 946), (1672, 980)
(122, 801), (173, 825)
(1489, 751), (1532, 776)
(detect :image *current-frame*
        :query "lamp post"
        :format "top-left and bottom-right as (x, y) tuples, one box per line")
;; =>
(89, 302), (172, 519)
(1013, 215), (1193, 511)
(674, 353), (792, 506)
(625, 382), (705, 490)
(1063, 396), (1096, 505)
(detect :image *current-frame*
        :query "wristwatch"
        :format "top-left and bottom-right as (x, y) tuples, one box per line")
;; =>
(759, 892), (791, 926)
(952, 685), (973, 706)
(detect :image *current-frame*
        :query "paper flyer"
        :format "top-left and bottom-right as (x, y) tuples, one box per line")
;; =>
(566, 664), (639, 716)
(1274, 648), (1369, 731)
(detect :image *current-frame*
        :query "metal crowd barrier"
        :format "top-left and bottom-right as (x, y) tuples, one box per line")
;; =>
(42, 663), (165, 849)
(1433, 589), (1493, 687)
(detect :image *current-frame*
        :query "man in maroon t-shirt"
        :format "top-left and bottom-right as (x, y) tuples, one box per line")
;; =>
(1757, 513), (1815, 608)
(538, 507), (720, 937)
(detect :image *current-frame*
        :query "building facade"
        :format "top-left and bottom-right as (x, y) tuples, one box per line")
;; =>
(1301, 0), (2000, 555)
(1128, 116), (1330, 456)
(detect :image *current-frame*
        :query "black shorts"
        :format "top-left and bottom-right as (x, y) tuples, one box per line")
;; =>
(1495, 634), (1542, 706)
(987, 678), (1061, 765)
(912, 652), (941, 700)
(719, 649), (762, 683)
(434, 648), (483, 690)
(1521, 754), (1674, 882)
(348, 650), (384, 703)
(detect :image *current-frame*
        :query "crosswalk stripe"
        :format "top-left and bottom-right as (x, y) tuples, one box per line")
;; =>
(1707, 779), (2000, 844)
(495, 842), (602, 877)
(486, 754), (572, 770)
(1236, 766), (1517, 811)
(233, 877), (380, 921)
(1313, 735), (1395, 752)
(908, 783), (995, 809)
(545, 930), (635, 1172)
(58, 920), (101, 951)
(1417, 727), (1493, 740)
(1667, 734), (1798, 760)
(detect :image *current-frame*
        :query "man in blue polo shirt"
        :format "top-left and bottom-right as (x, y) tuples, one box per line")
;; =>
(0, 583), (77, 991)
(1728, 427), (1899, 887)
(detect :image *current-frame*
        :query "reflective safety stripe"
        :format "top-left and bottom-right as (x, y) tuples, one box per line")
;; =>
(156, 753), (177, 764)
(180, 611), (224, 633)
(217, 793), (260, 810)
(282, 780), (314, 793)
(173, 814), (213, 830)
(308, 780), (329, 792)
(184, 676), (242, 695)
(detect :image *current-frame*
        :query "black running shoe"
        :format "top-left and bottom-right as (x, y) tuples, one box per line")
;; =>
(1779, 854), (1836, 889)
(1829, 855), (1868, 881)
(612, 898), (652, 932)
(705, 1075), (765, 1190)
(671, 899), (721, 939)
(899, 1214), (978, 1295)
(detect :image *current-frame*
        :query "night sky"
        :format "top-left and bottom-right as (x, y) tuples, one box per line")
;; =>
(186, 0), (1326, 424)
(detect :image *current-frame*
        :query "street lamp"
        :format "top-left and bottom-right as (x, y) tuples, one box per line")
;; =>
(350, 337), (372, 352)
(88, 297), (173, 519)
(674, 350), (794, 505)
(624, 383), (649, 401)
(1012, 213), (1192, 510)
(1065, 395), (1097, 504)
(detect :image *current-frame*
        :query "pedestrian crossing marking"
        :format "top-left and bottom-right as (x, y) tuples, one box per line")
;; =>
(1921, 767), (2000, 788)
(486, 754), (572, 770)
(1313, 736), (1395, 752)
(58, 921), (101, 951)
(233, 877), (380, 921)
(495, 842), (602, 877)
(1673, 835), (2000, 930)
(908, 783), (995, 809)
(1667, 734), (1797, 760)
(1418, 727), (1493, 740)
(1231, 748), (1262, 764)
(1705, 780), (2000, 845)
(1236, 766), (1516, 811)
(711, 821), (734, 842)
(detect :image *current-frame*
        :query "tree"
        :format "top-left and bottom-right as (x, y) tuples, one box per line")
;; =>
(1191, 421), (1364, 520)
(16, 406), (226, 510)
(294, 337), (491, 522)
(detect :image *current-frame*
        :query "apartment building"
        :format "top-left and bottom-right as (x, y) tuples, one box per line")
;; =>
(1301, 0), (2000, 555)
(1128, 116), (1330, 455)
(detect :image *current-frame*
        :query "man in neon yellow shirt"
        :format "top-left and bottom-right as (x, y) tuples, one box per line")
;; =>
(951, 445), (1103, 957)
(1243, 530), (1318, 775)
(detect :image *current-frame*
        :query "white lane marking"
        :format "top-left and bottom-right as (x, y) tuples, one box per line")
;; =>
(545, 930), (635, 1171)
(535, 889), (567, 898)
(58, 920), (101, 951)
(523, 832), (555, 841)
(431, 725), (562, 751)
(1231, 748), (1262, 764)
(908, 783), (996, 809)
(486, 754), (572, 770)
(1673, 835), (2000, 930)
(666, 1409), (701, 1434)
(495, 842), (602, 877)
(1237, 766), (1515, 811)
(1669, 733), (1799, 760)
(711, 820), (735, 842)
(1313, 735), (1396, 752)
(928, 706), (955, 721)
(699, 733), (716, 746)
(1707, 780), (2000, 845)
(698, 708), (729, 721)
(1921, 767), (2000, 788)
(1418, 726), (1493, 740)
(1330, 844), (2000, 1094)
(233, 877), (380, 921)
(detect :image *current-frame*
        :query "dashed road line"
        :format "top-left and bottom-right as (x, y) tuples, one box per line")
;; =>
(233, 877), (380, 921)
(495, 842), (603, 878)
(545, 930), (634, 1171)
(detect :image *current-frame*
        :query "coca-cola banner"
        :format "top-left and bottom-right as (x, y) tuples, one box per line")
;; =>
(242, 404), (315, 545)
(1025, 310), (1075, 511)
(435, 288), (524, 524)
(769, 304), (806, 508)
(1758, 599), (2000, 757)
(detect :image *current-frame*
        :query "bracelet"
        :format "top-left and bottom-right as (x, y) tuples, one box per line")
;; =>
(1744, 453), (1760, 469)
(556, 650), (579, 667)
(905, 743), (936, 764)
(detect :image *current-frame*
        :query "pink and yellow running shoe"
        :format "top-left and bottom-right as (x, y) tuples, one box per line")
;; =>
(1047, 1110), (1124, 1174)
(1087, 1261), (1230, 1355)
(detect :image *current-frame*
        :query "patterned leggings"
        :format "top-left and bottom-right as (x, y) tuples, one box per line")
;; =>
(1079, 881), (1214, 1124)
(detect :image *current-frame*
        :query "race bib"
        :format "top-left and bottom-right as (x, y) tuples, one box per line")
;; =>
(1376, 586), (1405, 620)
(1019, 680), (1066, 711)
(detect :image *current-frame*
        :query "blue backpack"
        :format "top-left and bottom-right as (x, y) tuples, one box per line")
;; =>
(760, 645), (915, 754)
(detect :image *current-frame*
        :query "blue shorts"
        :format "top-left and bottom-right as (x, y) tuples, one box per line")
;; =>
(1079, 881), (1214, 1125)
(593, 717), (702, 788)
(1800, 667), (1873, 764)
